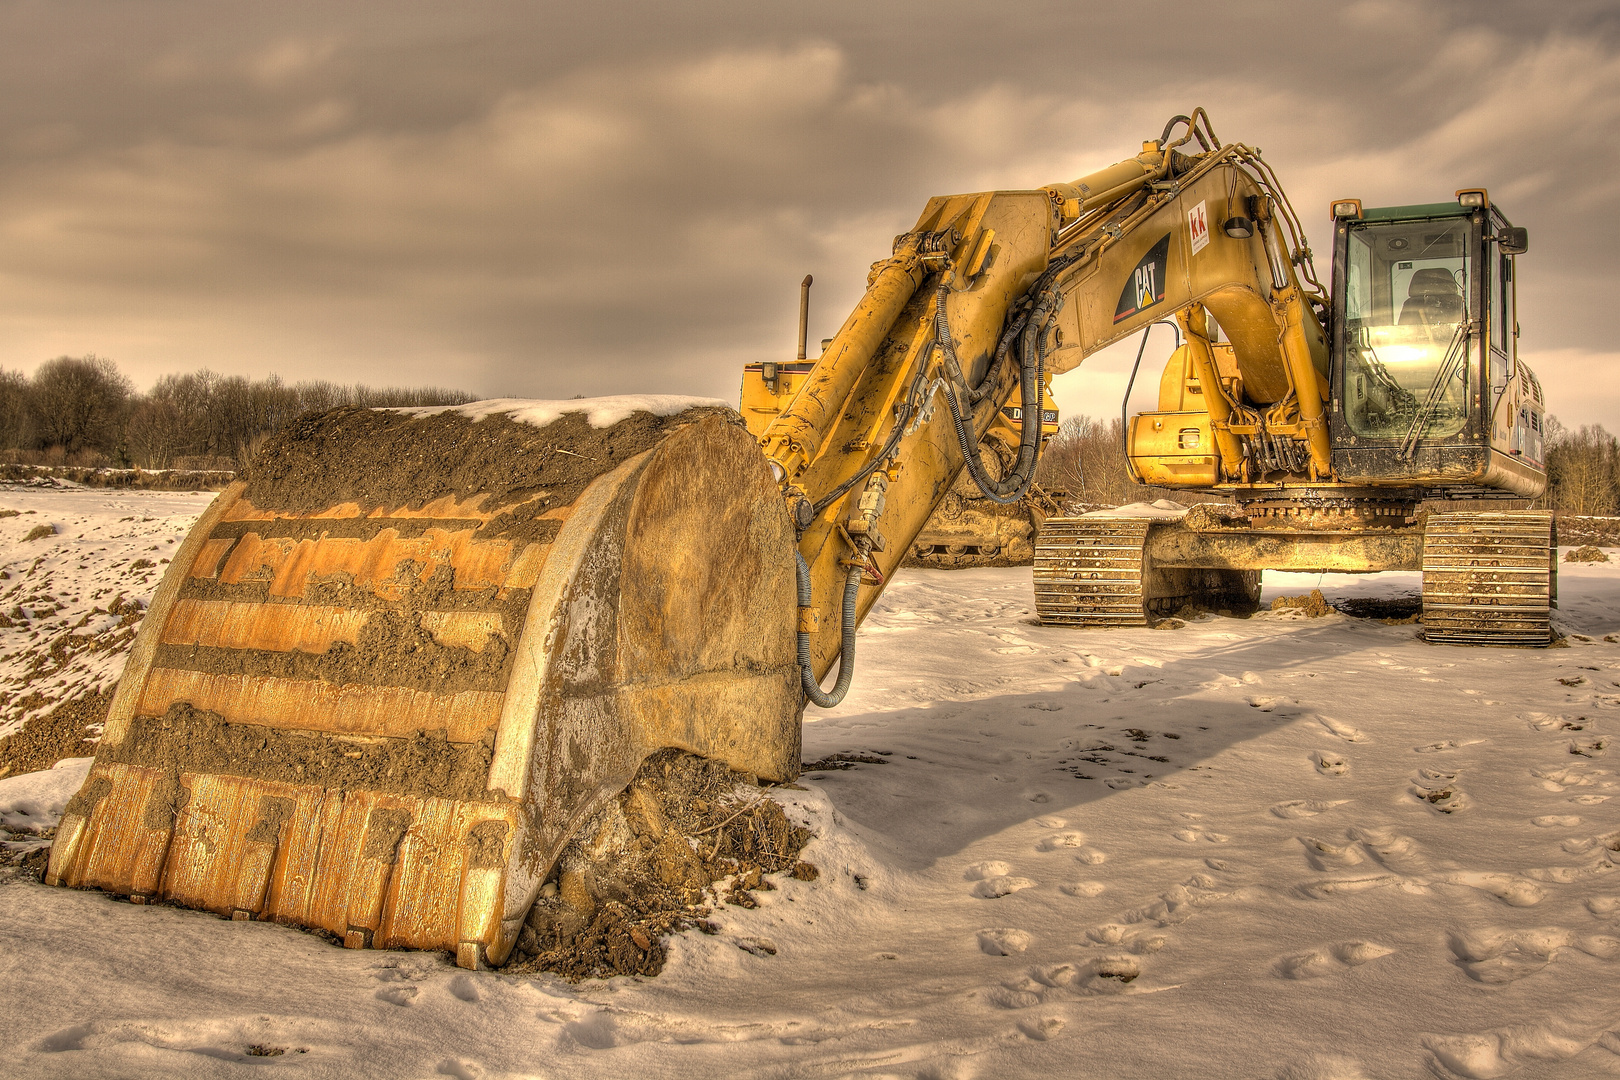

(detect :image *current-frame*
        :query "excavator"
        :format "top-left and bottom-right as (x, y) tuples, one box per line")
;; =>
(740, 276), (1066, 569)
(46, 110), (1545, 969)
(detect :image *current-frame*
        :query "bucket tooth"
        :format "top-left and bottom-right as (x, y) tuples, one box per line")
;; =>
(50, 403), (801, 967)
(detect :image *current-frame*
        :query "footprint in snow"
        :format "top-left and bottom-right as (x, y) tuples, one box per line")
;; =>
(965, 861), (1013, 881)
(1017, 1016), (1066, 1041)
(1275, 940), (1394, 979)
(1445, 872), (1545, 907)
(1447, 926), (1620, 983)
(1523, 712), (1589, 733)
(1532, 815), (1582, 828)
(1313, 752), (1350, 777)
(974, 875), (1038, 899)
(1534, 765), (1603, 790)
(1072, 847), (1108, 864)
(1272, 799), (1348, 819)
(1036, 831), (1088, 851)
(1415, 738), (1484, 753)
(1298, 836), (1365, 871)
(1413, 782), (1468, 813)
(1317, 716), (1367, 742)
(1347, 827), (1425, 871)
(1060, 881), (1106, 897)
(977, 928), (1033, 955)
(1030, 956), (1143, 993)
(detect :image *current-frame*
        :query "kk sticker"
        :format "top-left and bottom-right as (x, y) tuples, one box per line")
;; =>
(1114, 233), (1170, 324)
(1188, 200), (1209, 256)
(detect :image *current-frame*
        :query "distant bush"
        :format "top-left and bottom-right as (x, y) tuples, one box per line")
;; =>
(0, 356), (476, 470)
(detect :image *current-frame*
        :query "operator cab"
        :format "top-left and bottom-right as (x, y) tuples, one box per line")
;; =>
(1326, 191), (1542, 497)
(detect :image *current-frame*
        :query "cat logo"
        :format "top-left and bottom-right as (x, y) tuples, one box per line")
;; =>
(1113, 233), (1170, 324)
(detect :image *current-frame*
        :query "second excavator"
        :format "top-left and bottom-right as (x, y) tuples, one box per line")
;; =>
(47, 110), (1547, 968)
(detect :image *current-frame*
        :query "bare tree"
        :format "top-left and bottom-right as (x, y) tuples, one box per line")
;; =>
(27, 355), (133, 460)
(0, 369), (31, 452)
(1540, 417), (1620, 516)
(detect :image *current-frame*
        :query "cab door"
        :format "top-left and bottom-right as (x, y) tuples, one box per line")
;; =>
(1487, 212), (1518, 458)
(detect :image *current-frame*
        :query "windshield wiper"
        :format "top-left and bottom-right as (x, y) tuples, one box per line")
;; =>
(1398, 319), (1475, 461)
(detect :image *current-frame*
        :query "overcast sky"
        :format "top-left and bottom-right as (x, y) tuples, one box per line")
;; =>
(2, 1), (1617, 426)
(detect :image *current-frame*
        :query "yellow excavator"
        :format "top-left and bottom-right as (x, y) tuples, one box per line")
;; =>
(47, 110), (1545, 968)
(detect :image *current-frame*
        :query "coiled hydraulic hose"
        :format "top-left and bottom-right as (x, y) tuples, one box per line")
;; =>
(938, 283), (1052, 504)
(796, 548), (864, 708)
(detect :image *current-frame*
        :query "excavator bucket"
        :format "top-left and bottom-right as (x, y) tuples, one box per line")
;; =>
(46, 400), (801, 968)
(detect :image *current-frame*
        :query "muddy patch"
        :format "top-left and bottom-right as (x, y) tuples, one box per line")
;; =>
(506, 750), (813, 981)
(90, 704), (499, 805)
(1333, 595), (1423, 622)
(0, 691), (108, 779)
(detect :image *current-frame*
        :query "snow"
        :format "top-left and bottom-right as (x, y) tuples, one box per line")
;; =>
(1083, 498), (1188, 519)
(0, 486), (218, 740)
(3, 488), (1620, 1077)
(0, 757), (90, 833)
(392, 395), (731, 430)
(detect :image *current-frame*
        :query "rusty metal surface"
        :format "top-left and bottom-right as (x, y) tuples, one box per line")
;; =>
(1422, 511), (1555, 647)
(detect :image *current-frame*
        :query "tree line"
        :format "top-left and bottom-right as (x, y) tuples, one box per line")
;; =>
(0, 355), (475, 471)
(1036, 412), (1620, 517)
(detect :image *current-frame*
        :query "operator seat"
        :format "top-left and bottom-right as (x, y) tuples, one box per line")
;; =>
(1397, 267), (1465, 326)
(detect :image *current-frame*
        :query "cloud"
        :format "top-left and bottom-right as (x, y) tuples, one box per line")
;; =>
(0, 1), (1612, 434)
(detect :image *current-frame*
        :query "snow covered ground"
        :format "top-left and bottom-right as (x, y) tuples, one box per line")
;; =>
(4, 489), (1620, 1079)
(0, 483), (217, 741)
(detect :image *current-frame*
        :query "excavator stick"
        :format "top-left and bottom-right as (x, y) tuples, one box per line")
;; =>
(47, 401), (801, 968)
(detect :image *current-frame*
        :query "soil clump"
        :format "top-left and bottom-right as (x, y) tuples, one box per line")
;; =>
(506, 749), (813, 981)
(1566, 545), (1610, 563)
(1270, 589), (1332, 617)
(0, 690), (108, 779)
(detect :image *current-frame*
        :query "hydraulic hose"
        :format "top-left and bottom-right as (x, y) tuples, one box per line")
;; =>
(939, 283), (1051, 504)
(796, 548), (863, 709)
(1120, 320), (1181, 478)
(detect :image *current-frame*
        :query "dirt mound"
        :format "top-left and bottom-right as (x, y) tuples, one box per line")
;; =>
(244, 405), (735, 516)
(1566, 545), (1610, 563)
(1270, 589), (1331, 617)
(505, 749), (813, 981)
(0, 691), (108, 779)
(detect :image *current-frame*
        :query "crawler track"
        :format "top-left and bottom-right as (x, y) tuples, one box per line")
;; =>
(1033, 517), (1153, 626)
(1421, 511), (1556, 647)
